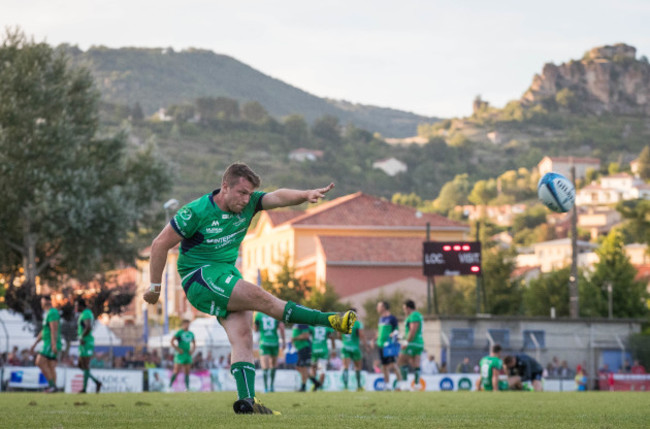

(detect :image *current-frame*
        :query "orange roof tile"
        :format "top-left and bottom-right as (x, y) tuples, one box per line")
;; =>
(265, 210), (305, 226)
(287, 192), (467, 229)
(318, 236), (424, 264)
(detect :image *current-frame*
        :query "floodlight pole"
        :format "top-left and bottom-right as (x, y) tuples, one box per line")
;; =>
(569, 164), (579, 318)
(476, 221), (481, 315)
(426, 222), (432, 315)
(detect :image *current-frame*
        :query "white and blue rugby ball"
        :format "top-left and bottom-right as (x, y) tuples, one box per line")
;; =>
(537, 172), (576, 213)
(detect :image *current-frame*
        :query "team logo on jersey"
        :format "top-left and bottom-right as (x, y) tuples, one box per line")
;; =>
(179, 207), (192, 221)
(222, 214), (231, 219)
(233, 215), (246, 226)
(205, 227), (223, 234)
(211, 220), (220, 226)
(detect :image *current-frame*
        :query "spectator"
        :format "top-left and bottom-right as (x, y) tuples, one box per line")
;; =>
(439, 362), (447, 374)
(575, 365), (587, 391)
(622, 359), (632, 373)
(421, 354), (439, 375)
(547, 356), (560, 377)
(206, 351), (215, 369)
(193, 351), (205, 370)
(558, 360), (573, 378)
(329, 351), (343, 371)
(372, 359), (382, 374)
(8, 346), (21, 366)
(631, 360), (646, 374)
(456, 357), (472, 374)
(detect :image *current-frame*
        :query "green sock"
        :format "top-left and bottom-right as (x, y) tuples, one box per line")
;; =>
(185, 374), (190, 390)
(83, 370), (89, 391)
(400, 365), (409, 381)
(282, 301), (334, 326)
(230, 362), (256, 400)
(263, 369), (268, 391)
(414, 367), (420, 384)
(356, 370), (362, 388)
(342, 369), (349, 389)
(48, 378), (55, 388)
(170, 373), (178, 387)
(270, 368), (276, 390)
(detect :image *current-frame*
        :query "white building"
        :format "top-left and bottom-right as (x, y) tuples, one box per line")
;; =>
(517, 238), (598, 273)
(537, 156), (600, 180)
(288, 148), (324, 162)
(372, 157), (408, 176)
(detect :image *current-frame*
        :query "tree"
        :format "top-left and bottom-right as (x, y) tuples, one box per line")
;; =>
(608, 162), (621, 175)
(241, 101), (268, 123)
(283, 114), (309, 147)
(131, 102), (144, 122)
(637, 145), (650, 181)
(524, 267), (572, 317)
(616, 199), (650, 244)
(195, 96), (240, 121)
(433, 174), (471, 213)
(362, 290), (407, 328)
(261, 255), (311, 304)
(311, 115), (341, 144)
(391, 192), (423, 208)
(468, 179), (497, 206)
(303, 283), (347, 312)
(585, 230), (648, 318)
(0, 29), (172, 320)
(482, 248), (522, 315)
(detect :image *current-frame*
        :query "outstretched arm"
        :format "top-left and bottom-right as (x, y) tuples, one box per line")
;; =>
(144, 224), (183, 304)
(261, 183), (335, 210)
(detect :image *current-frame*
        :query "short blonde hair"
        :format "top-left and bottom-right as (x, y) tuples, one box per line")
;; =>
(222, 162), (261, 188)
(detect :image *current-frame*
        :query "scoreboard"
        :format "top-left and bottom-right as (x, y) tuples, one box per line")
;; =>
(423, 241), (481, 276)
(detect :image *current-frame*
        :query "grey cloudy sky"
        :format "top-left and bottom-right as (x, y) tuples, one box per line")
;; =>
(3, 0), (650, 118)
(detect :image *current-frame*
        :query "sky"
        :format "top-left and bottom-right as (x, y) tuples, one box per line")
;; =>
(3, 0), (650, 118)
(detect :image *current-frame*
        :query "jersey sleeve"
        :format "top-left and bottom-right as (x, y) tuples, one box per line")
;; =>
(171, 204), (201, 239)
(47, 308), (60, 323)
(390, 316), (398, 331)
(174, 330), (182, 340)
(251, 191), (266, 214)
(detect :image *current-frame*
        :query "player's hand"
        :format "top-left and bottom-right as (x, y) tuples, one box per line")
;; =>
(52, 346), (58, 354)
(80, 339), (86, 345)
(306, 183), (334, 203)
(143, 290), (160, 304)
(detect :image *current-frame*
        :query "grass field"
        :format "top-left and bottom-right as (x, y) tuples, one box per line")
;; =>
(4, 391), (649, 429)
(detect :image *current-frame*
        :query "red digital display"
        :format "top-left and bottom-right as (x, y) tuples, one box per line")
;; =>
(423, 242), (482, 276)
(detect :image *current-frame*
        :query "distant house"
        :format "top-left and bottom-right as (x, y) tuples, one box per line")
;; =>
(456, 204), (526, 227)
(630, 158), (640, 176)
(576, 183), (623, 206)
(288, 148), (324, 162)
(578, 207), (622, 240)
(516, 238), (598, 273)
(537, 156), (600, 180)
(152, 108), (172, 122)
(372, 157), (407, 176)
(486, 130), (504, 144)
(576, 173), (650, 205)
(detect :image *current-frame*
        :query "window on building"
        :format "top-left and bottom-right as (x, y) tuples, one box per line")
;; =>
(451, 328), (474, 347)
(488, 329), (510, 348)
(523, 330), (545, 349)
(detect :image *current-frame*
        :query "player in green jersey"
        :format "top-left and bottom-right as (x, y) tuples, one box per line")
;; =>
(398, 299), (424, 391)
(254, 311), (285, 393)
(30, 296), (62, 392)
(170, 319), (196, 391)
(375, 301), (402, 391)
(310, 325), (335, 391)
(341, 308), (366, 391)
(144, 163), (356, 415)
(75, 298), (102, 393)
(479, 344), (504, 392)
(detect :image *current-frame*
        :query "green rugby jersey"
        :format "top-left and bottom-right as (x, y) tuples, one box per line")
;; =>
(255, 312), (280, 346)
(404, 311), (424, 346)
(292, 324), (311, 351)
(311, 326), (334, 353)
(342, 320), (363, 351)
(479, 355), (503, 390)
(174, 329), (195, 353)
(77, 308), (94, 342)
(42, 308), (62, 350)
(170, 189), (266, 275)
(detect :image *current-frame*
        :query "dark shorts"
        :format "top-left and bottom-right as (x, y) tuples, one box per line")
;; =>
(527, 371), (543, 382)
(39, 352), (57, 361)
(378, 347), (395, 366)
(296, 347), (312, 367)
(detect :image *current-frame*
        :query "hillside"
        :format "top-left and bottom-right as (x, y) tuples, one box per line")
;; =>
(63, 45), (436, 138)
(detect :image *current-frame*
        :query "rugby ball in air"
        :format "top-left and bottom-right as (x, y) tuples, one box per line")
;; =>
(537, 172), (575, 213)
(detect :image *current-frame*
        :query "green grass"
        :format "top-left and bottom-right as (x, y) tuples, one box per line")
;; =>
(3, 391), (649, 429)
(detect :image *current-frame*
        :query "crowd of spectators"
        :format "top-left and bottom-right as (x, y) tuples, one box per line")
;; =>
(0, 346), (231, 371)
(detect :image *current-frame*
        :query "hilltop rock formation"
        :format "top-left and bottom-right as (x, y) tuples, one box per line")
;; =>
(521, 44), (650, 115)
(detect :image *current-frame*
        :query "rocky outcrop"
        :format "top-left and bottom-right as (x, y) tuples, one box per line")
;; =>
(521, 44), (650, 115)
